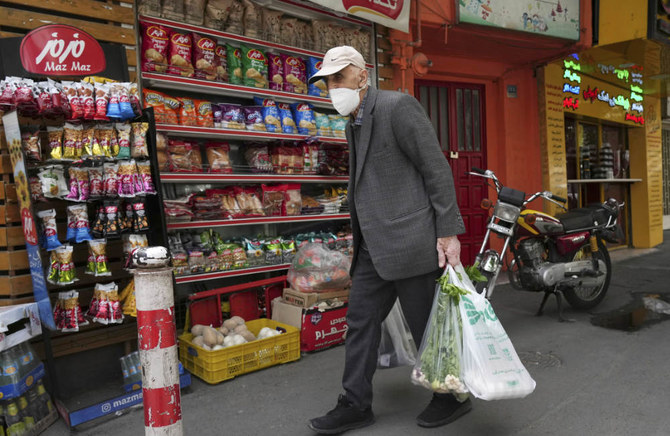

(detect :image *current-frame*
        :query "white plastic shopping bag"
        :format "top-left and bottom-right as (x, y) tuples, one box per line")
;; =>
(456, 265), (536, 400)
(378, 299), (417, 369)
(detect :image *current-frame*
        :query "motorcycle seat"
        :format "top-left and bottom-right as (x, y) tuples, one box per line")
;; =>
(557, 208), (602, 231)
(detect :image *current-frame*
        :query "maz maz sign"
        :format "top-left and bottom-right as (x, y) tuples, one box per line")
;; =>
(20, 25), (106, 76)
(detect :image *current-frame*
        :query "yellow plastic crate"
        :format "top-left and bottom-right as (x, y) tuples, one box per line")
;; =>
(178, 319), (300, 384)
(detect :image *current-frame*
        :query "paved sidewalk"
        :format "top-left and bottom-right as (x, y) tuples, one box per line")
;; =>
(44, 232), (670, 436)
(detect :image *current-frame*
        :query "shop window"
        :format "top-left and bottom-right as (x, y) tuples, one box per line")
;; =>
(564, 118), (630, 246)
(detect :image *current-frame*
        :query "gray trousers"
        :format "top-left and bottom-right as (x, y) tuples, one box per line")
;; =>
(342, 245), (441, 409)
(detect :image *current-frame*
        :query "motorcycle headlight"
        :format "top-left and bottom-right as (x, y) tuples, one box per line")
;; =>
(493, 202), (521, 223)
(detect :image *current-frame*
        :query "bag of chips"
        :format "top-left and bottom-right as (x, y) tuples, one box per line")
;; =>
(241, 45), (268, 88)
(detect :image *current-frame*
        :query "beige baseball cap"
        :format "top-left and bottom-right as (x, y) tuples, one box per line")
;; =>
(308, 46), (366, 84)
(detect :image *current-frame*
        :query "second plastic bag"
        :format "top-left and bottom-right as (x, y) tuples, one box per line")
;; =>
(287, 243), (351, 293)
(377, 299), (417, 369)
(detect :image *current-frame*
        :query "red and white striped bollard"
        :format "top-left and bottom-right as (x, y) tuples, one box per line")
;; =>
(133, 247), (183, 435)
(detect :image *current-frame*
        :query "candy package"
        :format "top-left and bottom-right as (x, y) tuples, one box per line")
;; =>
(21, 127), (42, 162)
(62, 123), (83, 160)
(86, 239), (112, 277)
(66, 204), (93, 243)
(38, 209), (62, 250)
(103, 163), (119, 197)
(131, 122), (149, 158)
(115, 123), (132, 159)
(118, 160), (138, 197)
(46, 127), (64, 160)
(89, 167), (104, 198)
(137, 161), (157, 194)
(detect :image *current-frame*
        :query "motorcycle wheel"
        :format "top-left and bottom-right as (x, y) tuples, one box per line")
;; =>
(563, 238), (611, 310)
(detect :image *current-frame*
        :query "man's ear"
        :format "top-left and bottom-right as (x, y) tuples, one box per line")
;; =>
(359, 69), (369, 88)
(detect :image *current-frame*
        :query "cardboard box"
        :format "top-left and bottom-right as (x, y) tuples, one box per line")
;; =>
(272, 298), (348, 352)
(0, 303), (42, 351)
(282, 287), (349, 309)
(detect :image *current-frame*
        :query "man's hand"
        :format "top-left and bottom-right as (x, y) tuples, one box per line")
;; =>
(437, 236), (461, 268)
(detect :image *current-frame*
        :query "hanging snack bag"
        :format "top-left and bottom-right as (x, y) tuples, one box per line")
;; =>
(205, 142), (232, 173)
(192, 32), (217, 81)
(39, 165), (69, 198)
(219, 104), (245, 130)
(79, 125), (95, 158)
(177, 97), (197, 126)
(291, 102), (316, 136)
(277, 102), (296, 134)
(91, 204), (106, 238)
(241, 45), (268, 88)
(137, 161), (157, 194)
(78, 82), (95, 120)
(94, 82), (110, 120)
(129, 82), (142, 117)
(194, 100), (214, 127)
(117, 82), (135, 120)
(56, 245), (77, 285)
(252, 97), (281, 132)
(115, 123), (131, 159)
(244, 238), (264, 267)
(133, 201), (150, 232)
(69, 204), (92, 243)
(167, 32), (194, 77)
(281, 54), (307, 94)
(142, 89), (167, 124)
(103, 163), (119, 197)
(21, 127), (41, 162)
(76, 167), (90, 202)
(46, 127), (63, 160)
(47, 252), (61, 284)
(93, 124), (112, 157)
(307, 57), (329, 97)
(62, 123), (82, 160)
(119, 201), (134, 233)
(30, 176), (45, 202)
(131, 122), (149, 158)
(108, 284), (124, 323)
(281, 238), (296, 264)
(89, 167), (104, 198)
(104, 200), (121, 237)
(62, 81), (83, 120)
(140, 22), (169, 73)
(215, 44), (229, 82)
(226, 44), (244, 85)
(118, 160), (137, 197)
(268, 53), (283, 91)
(90, 239), (112, 277)
(92, 283), (110, 324)
(37, 209), (61, 251)
(66, 167), (79, 201)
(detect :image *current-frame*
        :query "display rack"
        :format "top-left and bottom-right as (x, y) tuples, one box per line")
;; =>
(135, 0), (371, 319)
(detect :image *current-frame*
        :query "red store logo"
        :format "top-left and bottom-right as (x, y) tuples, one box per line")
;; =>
(342, 0), (404, 20)
(20, 25), (106, 76)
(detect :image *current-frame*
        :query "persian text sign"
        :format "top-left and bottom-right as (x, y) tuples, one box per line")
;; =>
(308, 0), (411, 33)
(20, 25), (106, 76)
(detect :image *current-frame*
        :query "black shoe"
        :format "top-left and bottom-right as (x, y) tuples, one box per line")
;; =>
(308, 395), (375, 435)
(416, 394), (472, 428)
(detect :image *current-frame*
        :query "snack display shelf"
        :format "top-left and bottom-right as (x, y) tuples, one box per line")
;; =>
(138, 15), (375, 70)
(155, 124), (348, 144)
(159, 172), (349, 184)
(174, 263), (291, 284)
(166, 213), (350, 230)
(141, 72), (334, 109)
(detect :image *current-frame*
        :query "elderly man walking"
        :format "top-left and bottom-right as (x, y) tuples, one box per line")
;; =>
(307, 46), (471, 434)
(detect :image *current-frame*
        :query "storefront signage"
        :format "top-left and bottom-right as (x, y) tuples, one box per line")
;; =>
(19, 25), (106, 76)
(459, 0), (580, 40)
(307, 0), (411, 32)
(561, 56), (645, 126)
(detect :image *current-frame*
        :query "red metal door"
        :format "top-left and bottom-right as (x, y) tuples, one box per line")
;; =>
(416, 81), (488, 265)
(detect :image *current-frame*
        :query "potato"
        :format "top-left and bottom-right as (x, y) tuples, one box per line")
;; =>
(191, 324), (206, 336)
(203, 326), (219, 348)
(192, 336), (205, 348)
(218, 326), (229, 336)
(216, 331), (225, 345)
(223, 319), (238, 331)
(233, 324), (248, 334)
(240, 330), (256, 342)
(230, 316), (245, 326)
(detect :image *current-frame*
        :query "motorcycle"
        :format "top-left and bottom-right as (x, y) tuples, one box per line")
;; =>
(469, 167), (624, 321)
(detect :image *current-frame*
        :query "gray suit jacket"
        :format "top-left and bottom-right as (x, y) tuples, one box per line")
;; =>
(347, 87), (465, 281)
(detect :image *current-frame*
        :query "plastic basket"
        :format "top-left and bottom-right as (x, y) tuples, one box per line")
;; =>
(178, 319), (300, 384)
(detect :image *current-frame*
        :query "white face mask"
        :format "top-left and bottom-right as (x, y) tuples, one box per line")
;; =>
(329, 87), (363, 116)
